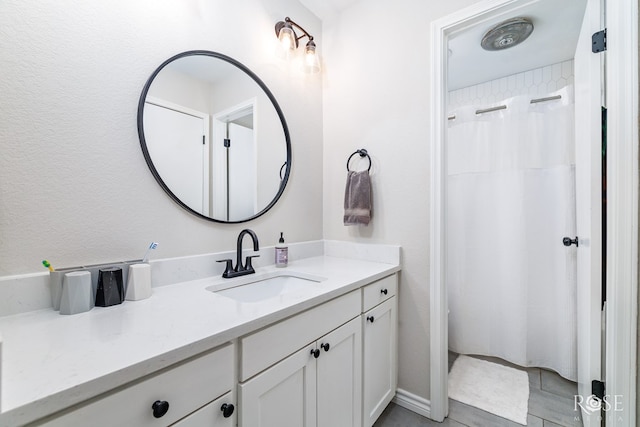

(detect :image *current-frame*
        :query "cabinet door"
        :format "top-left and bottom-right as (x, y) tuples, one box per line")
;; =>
(316, 317), (362, 427)
(240, 345), (317, 427)
(172, 392), (234, 427)
(363, 297), (397, 427)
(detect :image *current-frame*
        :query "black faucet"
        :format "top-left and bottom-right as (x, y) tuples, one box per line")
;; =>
(217, 229), (260, 278)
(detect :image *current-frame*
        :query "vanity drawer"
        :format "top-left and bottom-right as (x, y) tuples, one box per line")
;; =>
(171, 391), (234, 427)
(362, 274), (397, 312)
(40, 344), (234, 427)
(239, 290), (360, 381)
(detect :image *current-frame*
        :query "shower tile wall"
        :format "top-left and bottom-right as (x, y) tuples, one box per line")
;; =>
(448, 60), (574, 110)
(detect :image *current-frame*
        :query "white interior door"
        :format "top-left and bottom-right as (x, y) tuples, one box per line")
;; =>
(144, 103), (207, 214)
(212, 120), (228, 220)
(228, 122), (256, 221)
(573, 0), (603, 424)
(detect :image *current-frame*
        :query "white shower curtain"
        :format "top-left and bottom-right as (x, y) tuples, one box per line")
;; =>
(447, 87), (578, 381)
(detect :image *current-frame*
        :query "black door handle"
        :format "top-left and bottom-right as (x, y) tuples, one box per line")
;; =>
(562, 236), (578, 247)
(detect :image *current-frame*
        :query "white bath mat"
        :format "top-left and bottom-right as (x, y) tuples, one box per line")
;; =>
(448, 355), (529, 425)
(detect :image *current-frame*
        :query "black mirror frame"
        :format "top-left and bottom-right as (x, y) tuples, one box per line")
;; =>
(137, 50), (292, 224)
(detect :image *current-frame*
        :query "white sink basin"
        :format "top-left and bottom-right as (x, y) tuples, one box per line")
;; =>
(206, 271), (326, 303)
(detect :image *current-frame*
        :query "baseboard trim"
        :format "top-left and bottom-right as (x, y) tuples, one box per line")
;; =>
(393, 388), (432, 419)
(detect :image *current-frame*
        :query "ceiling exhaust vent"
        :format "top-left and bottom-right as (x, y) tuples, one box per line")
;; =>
(481, 18), (534, 51)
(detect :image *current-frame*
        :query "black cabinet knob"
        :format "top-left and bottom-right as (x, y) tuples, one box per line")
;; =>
(367, 315), (375, 323)
(221, 403), (235, 418)
(152, 400), (170, 418)
(310, 348), (320, 358)
(562, 236), (579, 247)
(321, 343), (330, 352)
(380, 289), (388, 295)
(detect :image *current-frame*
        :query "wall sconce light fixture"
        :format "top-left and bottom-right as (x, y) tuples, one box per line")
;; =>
(275, 17), (320, 74)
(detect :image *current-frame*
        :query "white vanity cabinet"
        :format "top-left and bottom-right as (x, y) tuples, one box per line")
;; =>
(238, 290), (362, 427)
(362, 274), (398, 427)
(36, 344), (235, 427)
(15, 267), (400, 427)
(238, 273), (398, 427)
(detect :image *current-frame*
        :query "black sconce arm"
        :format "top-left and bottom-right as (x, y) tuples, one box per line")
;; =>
(284, 16), (314, 41)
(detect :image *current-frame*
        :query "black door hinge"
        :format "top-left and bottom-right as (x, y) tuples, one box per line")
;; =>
(224, 138), (231, 148)
(592, 29), (607, 53)
(592, 380), (605, 399)
(202, 135), (205, 145)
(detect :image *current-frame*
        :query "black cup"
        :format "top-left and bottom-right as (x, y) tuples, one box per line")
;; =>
(95, 267), (124, 307)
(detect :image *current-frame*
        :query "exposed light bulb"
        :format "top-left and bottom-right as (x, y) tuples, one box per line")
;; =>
(303, 40), (320, 74)
(278, 26), (296, 51)
(305, 51), (315, 65)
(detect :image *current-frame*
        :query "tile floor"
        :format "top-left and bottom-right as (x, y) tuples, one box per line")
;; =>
(374, 353), (583, 427)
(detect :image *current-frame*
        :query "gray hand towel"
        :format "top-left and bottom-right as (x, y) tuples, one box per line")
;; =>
(344, 170), (372, 226)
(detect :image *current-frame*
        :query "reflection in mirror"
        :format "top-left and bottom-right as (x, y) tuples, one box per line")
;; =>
(211, 99), (257, 220)
(138, 51), (291, 223)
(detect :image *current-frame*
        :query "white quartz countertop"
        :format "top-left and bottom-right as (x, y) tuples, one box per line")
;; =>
(0, 255), (400, 426)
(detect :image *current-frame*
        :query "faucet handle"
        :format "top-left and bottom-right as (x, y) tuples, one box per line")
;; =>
(244, 254), (260, 272)
(216, 259), (234, 278)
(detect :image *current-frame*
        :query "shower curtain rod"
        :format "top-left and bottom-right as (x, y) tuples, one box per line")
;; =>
(447, 94), (563, 120)
(475, 105), (507, 115)
(530, 94), (562, 104)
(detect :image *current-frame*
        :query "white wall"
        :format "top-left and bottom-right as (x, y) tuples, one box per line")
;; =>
(321, 0), (487, 402)
(148, 67), (213, 113)
(0, 0), (323, 276)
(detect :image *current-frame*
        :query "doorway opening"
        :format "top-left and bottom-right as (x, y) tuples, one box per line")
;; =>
(428, 0), (638, 426)
(212, 99), (258, 221)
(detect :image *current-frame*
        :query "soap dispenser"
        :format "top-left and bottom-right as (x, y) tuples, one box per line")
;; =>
(275, 232), (288, 268)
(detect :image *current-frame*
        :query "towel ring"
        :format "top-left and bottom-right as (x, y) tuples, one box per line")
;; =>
(279, 162), (287, 180)
(347, 149), (372, 172)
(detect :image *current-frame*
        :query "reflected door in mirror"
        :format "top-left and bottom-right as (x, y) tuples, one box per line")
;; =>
(228, 123), (256, 221)
(144, 102), (209, 215)
(212, 101), (258, 221)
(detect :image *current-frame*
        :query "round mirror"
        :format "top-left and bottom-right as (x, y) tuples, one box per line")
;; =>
(137, 51), (291, 223)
